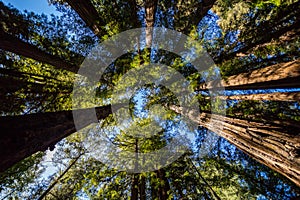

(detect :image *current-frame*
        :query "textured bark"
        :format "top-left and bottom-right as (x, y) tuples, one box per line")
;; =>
(0, 105), (115, 172)
(169, 105), (300, 187)
(0, 31), (79, 73)
(65, 0), (105, 36)
(198, 59), (300, 90)
(218, 92), (300, 102)
(145, 0), (158, 47)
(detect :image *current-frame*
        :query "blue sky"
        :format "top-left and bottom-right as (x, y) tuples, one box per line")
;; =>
(1, 0), (60, 16)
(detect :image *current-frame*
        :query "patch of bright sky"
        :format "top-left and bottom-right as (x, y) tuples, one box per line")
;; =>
(2, 0), (61, 16)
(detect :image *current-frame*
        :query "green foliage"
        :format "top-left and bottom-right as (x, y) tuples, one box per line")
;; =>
(1, 0), (300, 199)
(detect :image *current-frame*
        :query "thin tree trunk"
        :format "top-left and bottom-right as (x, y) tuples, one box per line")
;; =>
(0, 104), (122, 172)
(169, 105), (300, 187)
(156, 169), (170, 200)
(150, 173), (159, 200)
(217, 92), (300, 102)
(0, 31), (79, 73)
(38, 154), (82, 200)
(145, 0), (158, 47)
(0, 68), (68, 84)
(198, 59), (300, 90)
(216, 1), (300, 64)
(131, 139), (139, 200)
(139, 175), (146, 200)
(188, 158), (221, 200)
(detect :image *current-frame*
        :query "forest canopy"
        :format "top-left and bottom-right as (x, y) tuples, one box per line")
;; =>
(0, 0), (300, 199)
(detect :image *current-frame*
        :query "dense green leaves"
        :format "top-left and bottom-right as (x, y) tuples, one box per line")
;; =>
(0, 0), (300, 199)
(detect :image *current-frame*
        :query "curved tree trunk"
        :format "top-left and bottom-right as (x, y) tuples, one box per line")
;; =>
(169, 105), (300, 187)
(0, 105), (116, 172)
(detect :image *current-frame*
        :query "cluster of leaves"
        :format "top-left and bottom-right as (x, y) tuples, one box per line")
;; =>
(0, 0), (300, 199)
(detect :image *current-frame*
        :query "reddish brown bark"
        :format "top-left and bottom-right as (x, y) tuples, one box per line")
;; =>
(218, 92), (300, 102)
(169, 105), (300, 187)
(198, 59), (300, 90)
(0, 105), (114, 172)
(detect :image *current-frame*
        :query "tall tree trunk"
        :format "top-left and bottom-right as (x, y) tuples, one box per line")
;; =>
(128, 0), (140, 28)
(156, 169), (170, 200)
(0, 105), (117, 172)
(131, 139), (139, 200)
(0, 31), (79, 73)
(169, 105), (300, 187)
(65, 0), (105, 37)
(139, 175), (146, 200)
(38, 154), (82, 200)
(217, 92), (300, 102)
(198, 59), (300, 90)
(0, 76), (72, 95)
(150, 172), (159, 200)
(145, 0), (158, 47)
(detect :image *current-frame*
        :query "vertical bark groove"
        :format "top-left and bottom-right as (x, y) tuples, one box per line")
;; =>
(170, 105), (300, 187)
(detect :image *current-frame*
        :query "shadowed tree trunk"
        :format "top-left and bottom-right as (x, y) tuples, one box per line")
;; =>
(150, 173), (159, 200)
(156, 169), (171, 200)
(0, 105), (120, 172)
(198, 59), (300, 90)
(0, 31), (79, 73)
(65, 0), (105, 37)
(131, 139), (139, 200)
(182, 0), (217, 34)
(169, 105), (300, 187)
(139, 174), (146, 200)
(172, 0), (217, 34)
(128, 0), (140, 28)
(217, 92), (300, 102)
